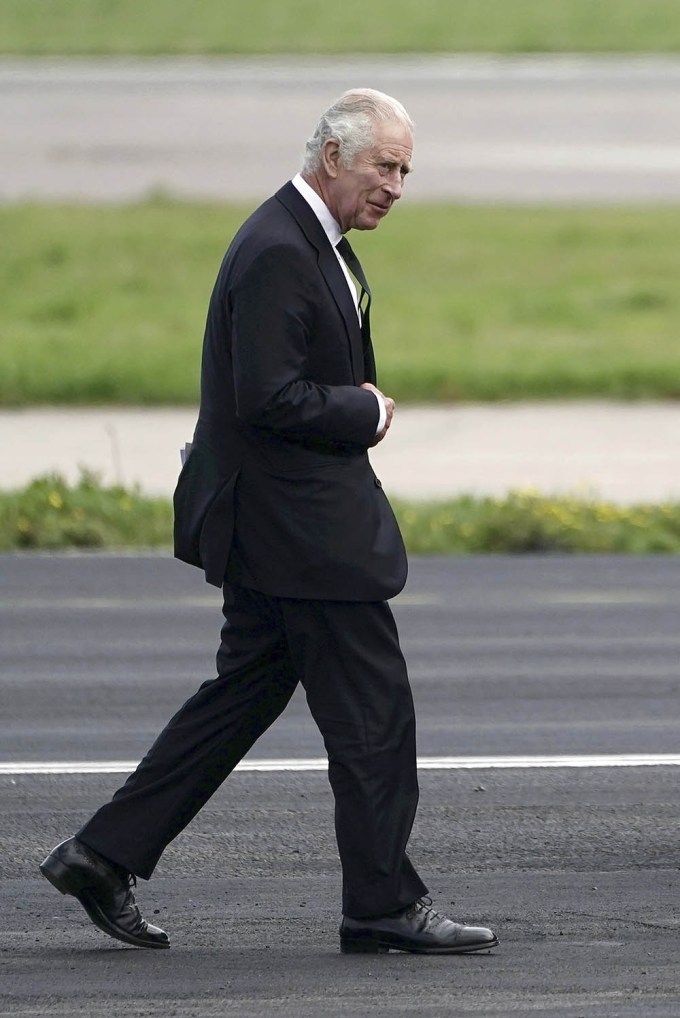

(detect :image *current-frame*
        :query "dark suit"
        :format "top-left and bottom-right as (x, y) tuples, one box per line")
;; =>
(173, 181), (407, 600)
(78, 181), (427, 918)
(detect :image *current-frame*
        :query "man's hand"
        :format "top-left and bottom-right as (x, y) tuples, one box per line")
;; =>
(360, 382), (395, 446)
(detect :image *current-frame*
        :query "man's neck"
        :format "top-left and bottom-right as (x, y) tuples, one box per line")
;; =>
(300, 171), (324, 202)
(300, 171), (340, 230)
(292, 173), (342, 245)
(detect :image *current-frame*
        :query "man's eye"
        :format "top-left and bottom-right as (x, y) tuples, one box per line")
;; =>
(379, 162), (408, 178)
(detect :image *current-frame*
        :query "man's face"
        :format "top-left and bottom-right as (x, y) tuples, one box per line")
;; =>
(324, 121), (413, 233)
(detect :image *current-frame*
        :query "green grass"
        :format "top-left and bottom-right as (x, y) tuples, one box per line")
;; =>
(3, 200), (680, 405)
(394, 493), (680, 554)
(2, 0), (680, 54)
(0, 473), (173, 551)
(2, 474), (679, 554)
(362, 204), (680, 401)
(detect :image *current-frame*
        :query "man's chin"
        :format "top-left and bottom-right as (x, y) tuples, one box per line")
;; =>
(357, 208), (389, 230)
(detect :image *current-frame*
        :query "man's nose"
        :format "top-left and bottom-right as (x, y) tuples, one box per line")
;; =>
(382, 173), (403, 200)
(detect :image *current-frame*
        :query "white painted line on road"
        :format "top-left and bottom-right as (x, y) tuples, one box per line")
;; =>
(2, 754), (680, 775)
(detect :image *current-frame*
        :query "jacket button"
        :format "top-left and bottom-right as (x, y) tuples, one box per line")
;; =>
(374, 477), (382, 488)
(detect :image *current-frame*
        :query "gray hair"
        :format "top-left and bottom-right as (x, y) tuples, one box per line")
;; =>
(302, 88), (414, 174)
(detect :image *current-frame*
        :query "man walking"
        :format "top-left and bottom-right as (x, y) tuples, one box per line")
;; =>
(40, 89), (498, 956)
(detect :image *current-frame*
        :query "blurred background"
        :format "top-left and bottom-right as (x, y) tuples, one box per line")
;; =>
(2, 0), (680, 551)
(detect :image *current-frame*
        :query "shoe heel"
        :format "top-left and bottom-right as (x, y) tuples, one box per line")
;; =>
(341, 935), (389, 954)
(40, 856), (87, 896)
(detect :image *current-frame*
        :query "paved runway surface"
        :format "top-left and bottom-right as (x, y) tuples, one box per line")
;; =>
(3, 56), (680, 202)
(1, 554), (679, 1015)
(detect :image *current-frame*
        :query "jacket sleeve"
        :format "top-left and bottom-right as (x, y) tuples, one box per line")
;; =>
(229, 243), (379, 447)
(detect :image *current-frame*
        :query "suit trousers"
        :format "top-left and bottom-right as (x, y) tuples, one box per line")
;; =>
(78, 584), (428, 918)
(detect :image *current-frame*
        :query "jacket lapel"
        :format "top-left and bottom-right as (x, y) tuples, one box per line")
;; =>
(275, 182), (364, 384)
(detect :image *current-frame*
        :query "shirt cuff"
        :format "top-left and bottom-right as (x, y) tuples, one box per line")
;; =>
(373, 391), (387, 435)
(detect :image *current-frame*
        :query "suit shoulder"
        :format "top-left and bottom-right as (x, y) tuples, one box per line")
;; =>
(233, 195), (304, 256)
(215, 204), (314, 294)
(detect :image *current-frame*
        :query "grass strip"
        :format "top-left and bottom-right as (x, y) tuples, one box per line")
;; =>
(2, 0), (680, 54)
(0, 473), (173, 551)
(394, 494), (680, 554)
(3, 200), (680, 405)
(2, 474), (679, 554)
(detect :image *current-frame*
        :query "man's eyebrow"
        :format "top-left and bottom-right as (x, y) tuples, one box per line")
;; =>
(381, 157), (412, 174)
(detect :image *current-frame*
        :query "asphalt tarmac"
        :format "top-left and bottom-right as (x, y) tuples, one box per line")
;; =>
(1, 553), (679, 1016)
(3, 56), (680, 203)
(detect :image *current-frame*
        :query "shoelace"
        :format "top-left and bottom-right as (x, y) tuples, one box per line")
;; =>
(115, 870), (137, 901)
(407, 896), (447, 930)
(120, 872), (150, 933)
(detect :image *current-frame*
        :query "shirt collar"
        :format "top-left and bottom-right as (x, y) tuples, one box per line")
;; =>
(291, 173), (342, 248)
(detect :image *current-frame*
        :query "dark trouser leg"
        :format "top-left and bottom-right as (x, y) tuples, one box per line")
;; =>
(78, 586), (298, 879)
(280, 598), (428, 918)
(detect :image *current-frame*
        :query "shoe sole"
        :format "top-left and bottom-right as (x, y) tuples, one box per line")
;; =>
(39, 857), (170, 950)
(340, 933), (500, 955)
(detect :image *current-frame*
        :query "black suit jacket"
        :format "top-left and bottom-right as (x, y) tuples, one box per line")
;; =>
(173, 182), (407, 601)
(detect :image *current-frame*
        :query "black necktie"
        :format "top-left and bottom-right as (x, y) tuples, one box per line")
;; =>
(335, 236), (371, 319)
(335, 236), (376, 383)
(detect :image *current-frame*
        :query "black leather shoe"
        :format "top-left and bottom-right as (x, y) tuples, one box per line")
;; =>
(340, 897), (498, 954)
(39, 837), (169, 949)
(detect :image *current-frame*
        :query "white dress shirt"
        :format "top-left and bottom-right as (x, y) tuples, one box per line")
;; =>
(291, 174), (386, 435)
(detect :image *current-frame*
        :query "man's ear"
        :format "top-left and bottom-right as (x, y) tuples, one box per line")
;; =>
(322, 139), (341, 178)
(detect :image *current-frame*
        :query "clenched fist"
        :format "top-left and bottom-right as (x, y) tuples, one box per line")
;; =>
(360, 382), (395, 446)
